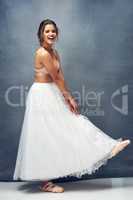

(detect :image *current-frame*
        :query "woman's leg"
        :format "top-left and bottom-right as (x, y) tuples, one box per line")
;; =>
(39, 139), (130, 192)
(110, 139), (130, 158)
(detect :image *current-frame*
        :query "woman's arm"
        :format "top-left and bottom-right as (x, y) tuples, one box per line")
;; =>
(54, 49), (79, 115)
(54, 49), (74, 100)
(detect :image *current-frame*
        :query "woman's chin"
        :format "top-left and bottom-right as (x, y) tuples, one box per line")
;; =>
(47, 40), (55, 45)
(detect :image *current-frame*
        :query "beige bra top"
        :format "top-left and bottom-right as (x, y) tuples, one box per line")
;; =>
(34, 62), (60, 76)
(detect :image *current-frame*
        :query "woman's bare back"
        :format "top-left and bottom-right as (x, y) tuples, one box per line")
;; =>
(34, 47), (60, 83)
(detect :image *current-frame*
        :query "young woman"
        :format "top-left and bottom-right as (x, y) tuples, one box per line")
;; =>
(13, 19), (131, 193)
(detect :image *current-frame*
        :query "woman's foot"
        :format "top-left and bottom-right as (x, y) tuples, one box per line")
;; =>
(39, 181), (64, 193)
(110, 139), (131, 158)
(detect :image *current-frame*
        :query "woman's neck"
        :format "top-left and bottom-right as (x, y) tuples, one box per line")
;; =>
(42, 43), (54, 52)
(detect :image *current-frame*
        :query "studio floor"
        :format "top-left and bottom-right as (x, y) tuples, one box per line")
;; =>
(0, 177), (133, 200)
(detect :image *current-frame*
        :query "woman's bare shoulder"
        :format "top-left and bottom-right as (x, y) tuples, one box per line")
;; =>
(34, 47), (50, 68)
(35, 47), (49, 57)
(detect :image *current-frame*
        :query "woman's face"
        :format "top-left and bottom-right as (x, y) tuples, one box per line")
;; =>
(43, 24), (57, 46)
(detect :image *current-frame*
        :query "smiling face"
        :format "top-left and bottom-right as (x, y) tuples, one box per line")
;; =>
(43, 24), (57, 47)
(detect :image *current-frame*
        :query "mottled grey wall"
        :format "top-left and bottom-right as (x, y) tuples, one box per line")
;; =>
(0, 0), (133, 181)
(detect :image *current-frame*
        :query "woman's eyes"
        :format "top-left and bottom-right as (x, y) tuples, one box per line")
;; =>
(45, 30), (56, 33)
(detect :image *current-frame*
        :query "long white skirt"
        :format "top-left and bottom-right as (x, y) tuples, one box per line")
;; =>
(13, 82), (121, 181)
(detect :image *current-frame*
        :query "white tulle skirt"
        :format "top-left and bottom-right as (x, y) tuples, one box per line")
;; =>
(13, 82), (121, 181)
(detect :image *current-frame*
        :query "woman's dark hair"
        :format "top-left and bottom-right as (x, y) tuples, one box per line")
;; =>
(37, 19), (59, 46)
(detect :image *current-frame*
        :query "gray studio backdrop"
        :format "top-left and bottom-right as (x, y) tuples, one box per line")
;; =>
(0, 0), (133, 181)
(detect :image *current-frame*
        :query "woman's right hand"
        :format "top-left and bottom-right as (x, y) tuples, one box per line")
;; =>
(65, 96), (80, 115)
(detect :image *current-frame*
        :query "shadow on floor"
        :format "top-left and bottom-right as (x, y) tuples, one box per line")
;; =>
(17, 179), (114, 193)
